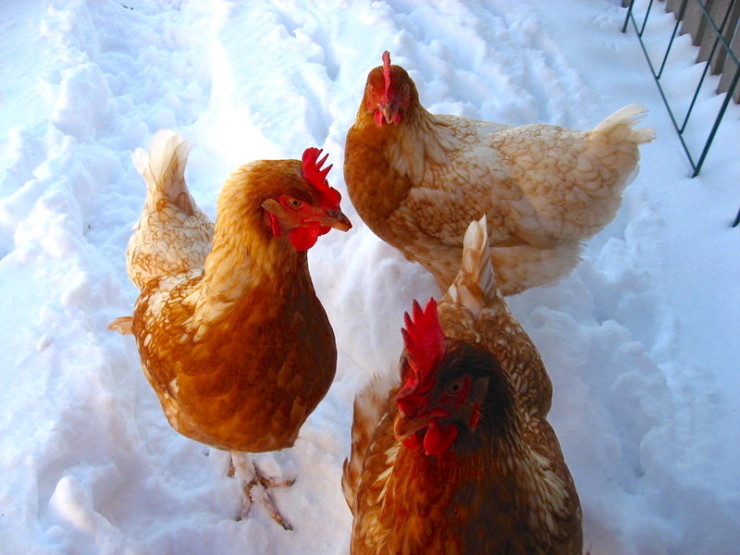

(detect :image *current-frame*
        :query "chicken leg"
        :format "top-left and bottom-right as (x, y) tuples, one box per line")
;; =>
(229, 452), (295, 530)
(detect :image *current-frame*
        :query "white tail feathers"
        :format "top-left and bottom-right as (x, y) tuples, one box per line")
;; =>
(134, 129), (198, 215)
(592, 104), (656, 145)
(446, 215), (497, 317)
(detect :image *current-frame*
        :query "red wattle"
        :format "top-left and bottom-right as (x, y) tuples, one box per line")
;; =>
(373, 110), (385, 127)
(289, 225), (320, 251)
(422, 420), (458, 456)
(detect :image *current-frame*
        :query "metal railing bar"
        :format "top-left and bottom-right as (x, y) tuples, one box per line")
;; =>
(640, 0), (656, 36)
(621, 0), (635, 33)
(624, 7), (699, 171)
(693, 63), (740, 176)
(658, 0), (691, 79)
(684, 1), (739, 170)
(681, 31), (727, 132)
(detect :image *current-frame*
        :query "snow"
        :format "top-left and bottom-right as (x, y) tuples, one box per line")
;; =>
(0, 0), (738, 553)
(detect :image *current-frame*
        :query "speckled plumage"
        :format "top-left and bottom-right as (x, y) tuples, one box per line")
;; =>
(343, 217), (583, 554)
(345, 57), (655, 295)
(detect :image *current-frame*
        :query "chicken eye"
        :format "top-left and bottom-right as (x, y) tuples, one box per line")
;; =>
(447, 379), (463, 395)
(444, 375), (471, 399)
(286, 198), (304, 210)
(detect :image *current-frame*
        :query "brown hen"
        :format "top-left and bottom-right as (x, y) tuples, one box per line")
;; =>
(343, 217), (582, 554)
(111, 130), (351, 529)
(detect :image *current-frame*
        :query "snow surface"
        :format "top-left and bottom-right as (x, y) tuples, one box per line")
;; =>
(1, 0), (738, 553)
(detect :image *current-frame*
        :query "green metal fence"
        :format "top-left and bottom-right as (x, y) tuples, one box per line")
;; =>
(621, 0), (739, 225)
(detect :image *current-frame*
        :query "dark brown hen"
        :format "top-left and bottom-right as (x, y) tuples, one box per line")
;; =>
(343, 217), (582, 553)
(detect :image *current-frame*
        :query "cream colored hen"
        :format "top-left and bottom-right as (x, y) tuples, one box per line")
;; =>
(345, 51), (656, 295)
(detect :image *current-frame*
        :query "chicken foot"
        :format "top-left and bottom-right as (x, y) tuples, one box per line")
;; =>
(229, 452), (295, 531)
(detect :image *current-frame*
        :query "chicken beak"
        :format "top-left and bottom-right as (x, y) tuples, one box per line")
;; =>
(325, 210), (352, 232)
(393, 412), (428, 444)
(380, 103), (398, 125)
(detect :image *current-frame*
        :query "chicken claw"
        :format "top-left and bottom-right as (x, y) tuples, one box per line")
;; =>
(230, 452), (295, 531)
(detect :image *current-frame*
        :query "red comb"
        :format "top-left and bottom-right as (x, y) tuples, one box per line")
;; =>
(381, 50), (392, 101)
(301, 147), (342, 210)
(401, 298), (445, 383)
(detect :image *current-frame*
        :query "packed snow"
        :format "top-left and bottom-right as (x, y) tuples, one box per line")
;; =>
(1, 0), (738, 553)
